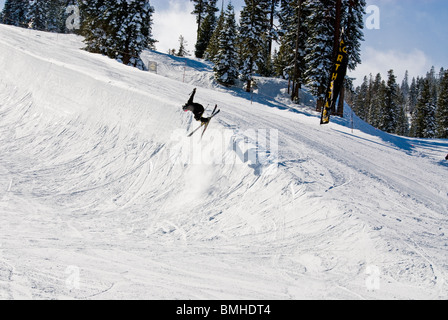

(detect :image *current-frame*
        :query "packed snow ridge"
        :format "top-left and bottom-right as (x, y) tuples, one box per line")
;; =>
(0, 25), (447, 300)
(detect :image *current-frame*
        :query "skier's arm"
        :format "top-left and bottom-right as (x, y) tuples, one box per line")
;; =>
(187, 88), (197, 104)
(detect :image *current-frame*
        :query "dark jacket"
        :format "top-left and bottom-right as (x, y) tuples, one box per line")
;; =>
(183, 89), (204, 121)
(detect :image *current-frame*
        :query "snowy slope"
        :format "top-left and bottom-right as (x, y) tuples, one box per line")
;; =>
(0, 24), (447, 300)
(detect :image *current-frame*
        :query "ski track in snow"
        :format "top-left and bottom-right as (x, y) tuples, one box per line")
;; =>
(0, 25), (447, 299)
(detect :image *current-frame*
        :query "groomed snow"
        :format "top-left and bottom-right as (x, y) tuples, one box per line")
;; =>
(0, 25), (447, 300)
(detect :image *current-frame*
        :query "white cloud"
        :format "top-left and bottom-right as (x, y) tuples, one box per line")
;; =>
(152, 0), (197, 55)
(349, 46), (433, 85)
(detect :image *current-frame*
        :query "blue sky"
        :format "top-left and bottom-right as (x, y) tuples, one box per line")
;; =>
(1, 0), (447, 85)
(149, 0), (448, 85)
(356, 0), (448, 84)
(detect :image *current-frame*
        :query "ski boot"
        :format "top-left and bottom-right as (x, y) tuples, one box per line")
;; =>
(200, 117), (210, 126)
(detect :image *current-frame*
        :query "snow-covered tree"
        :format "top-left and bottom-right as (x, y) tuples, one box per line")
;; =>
(26, 0), (51, 30)
(395, 101), (409, 136)
(176, 35), (190, 57)
(267, 0), (280, 58)
(378, 70), (398, 133)
(351, 65), (448, 138)
(80, 0), (155, 70)
(435, 71), (448, 138)
(427, 66), (438, 105)
(302, 0), (365, 112)
(1, 0), (28, 27)
(274, 0), (296, 78)
(204, 8), (225, 62)
(366, 73), (383, 128)
(342, 0), (365, 72)
(213, 2), (239, 86)
(408, 77), (418, 114)
(195, 0), (219, 58)
(352, 75), (369, 119)
(257, 0), (278, 77)
(304, 0), (336, 108)
(275, 0), (308, 102)
(238, 0), (270, 92)
(113, 0), (155, 68)
(46, 0), (69, 33)
(410, 79), (437, 138)
(79, 0), (110, 54)
(401, 70), (410, 104)
(352, 71), (407, 136)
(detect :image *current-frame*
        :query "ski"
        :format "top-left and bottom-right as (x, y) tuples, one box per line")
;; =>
(201, 109), (220, 138)
(210, 104), (218, 115)
(187, 122), (205, 137)
(187, 105), (220, 138)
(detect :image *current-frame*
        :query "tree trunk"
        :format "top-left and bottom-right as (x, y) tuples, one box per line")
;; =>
(268, 0), (276, 56)
(246, 80), (252, 93)
(333, 0), (342, 60)
(316, 85), (325, 112)
(291, 0), (302, 103)
(197, 0), (204, 37)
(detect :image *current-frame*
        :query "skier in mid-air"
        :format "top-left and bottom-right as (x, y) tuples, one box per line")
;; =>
(183, 88), (210, 125)
(183, 88), (220, 137)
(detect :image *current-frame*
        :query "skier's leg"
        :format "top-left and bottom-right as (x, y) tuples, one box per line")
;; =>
(200, 117), (210, 125)
(193, 103), (204, 121)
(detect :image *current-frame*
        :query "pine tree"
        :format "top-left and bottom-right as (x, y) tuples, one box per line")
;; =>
(378, 70), (398, 133)
(435, 71), (448, 138)
(367, 73), (382, 128)
(395, 105), (409, 136)
(79, 0), (110, 54)
(304, 0), (336, 109)
(344, 77), (355, 105)
(114, 0), (155, 68)
(276, 0), (308, 102)
(394, 84), (409, 136)
(176, 35), (190, 57)
(376, 80), (388, 129)
(401, 70), (410, 104)
(258, 0), (277, 77)
(80, 0), (155, 70)
(335, 0), (365, 116)
(438, 67), (445, 80)
(18, 0), (79, 33)
(408, 77), (418, 114)
(342, 0), (365, 71)
(410, 79), (437, 138)
(427, 66), (438, 105)
(267, 0), (280, 63)
(46, 0), (68, 33)
(195, 0), (219, 58)
(1, 0), (28, 27)
(437, 67), (445, 96)
(425, 103), (437, 139)
(191, 0), (209, 37)
(353, 75), (369, 120)
(238, 0), (271, 92)
(26, 0), (51, 31)
(204, 7), (225, 62)
(272, 45), (288, 79)
(213, 2), (239, 86)
(274, 0), (297, 79)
